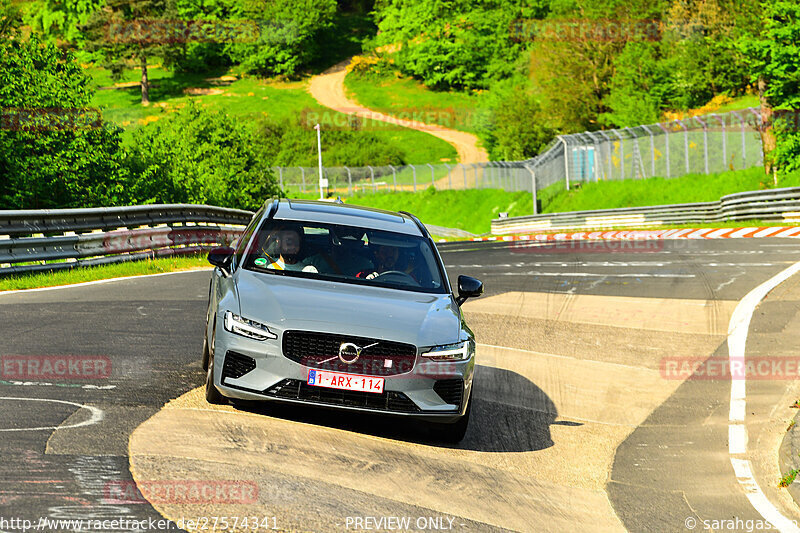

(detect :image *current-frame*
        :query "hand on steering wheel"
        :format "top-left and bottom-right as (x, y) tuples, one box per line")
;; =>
(374, 270), (418, 283)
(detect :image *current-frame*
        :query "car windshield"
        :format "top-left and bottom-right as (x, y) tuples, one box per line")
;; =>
(242, 219), (447, 294)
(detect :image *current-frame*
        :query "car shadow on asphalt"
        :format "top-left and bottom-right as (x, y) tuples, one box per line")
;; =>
(229, 365), (567, 453)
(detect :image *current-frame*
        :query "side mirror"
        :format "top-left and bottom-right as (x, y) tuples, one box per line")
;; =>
(208, 246), (235, 272)
(456, 275), (483, 306)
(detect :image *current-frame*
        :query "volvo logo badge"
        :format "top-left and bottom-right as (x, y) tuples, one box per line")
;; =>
(338, 341), (378, 364)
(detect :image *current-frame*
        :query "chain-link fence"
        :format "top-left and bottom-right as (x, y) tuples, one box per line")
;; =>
(273, 107), (764, 214)
(274, 162), (532, 196)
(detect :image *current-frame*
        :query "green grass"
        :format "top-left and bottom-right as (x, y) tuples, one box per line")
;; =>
(288, 165), (800, 236)
(715, 94), (760, 113)
(0, 255), (209, 292)
(779, 469), (799, 488)
(291, 188), (533, 235)
(87, 66), (457, 164)
(542, 167), (800, 214)
(344, 70), (481, 134)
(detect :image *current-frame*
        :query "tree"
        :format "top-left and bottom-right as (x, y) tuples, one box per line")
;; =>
(27, 0), (104, 45)
(373, 0), (545, 91)
(226, 0), (337, 77)
(0, 0), (21, 42)
(0, 36), (128, 209)
(82, 0), (172, 105)
(601, 41), (673, 127)
(740, 0), (800, 175)
(529, 0), (668, 132)
(125, 103), (281, 209)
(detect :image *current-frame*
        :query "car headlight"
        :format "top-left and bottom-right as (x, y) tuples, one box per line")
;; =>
(420, 341), (473, 361)
(224, 311), (277, 341)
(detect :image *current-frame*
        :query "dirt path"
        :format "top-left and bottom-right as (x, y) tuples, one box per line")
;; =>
(307, 59), (489, 166)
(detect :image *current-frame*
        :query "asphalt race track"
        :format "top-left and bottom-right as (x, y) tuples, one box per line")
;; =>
(2, 237), (800, 532)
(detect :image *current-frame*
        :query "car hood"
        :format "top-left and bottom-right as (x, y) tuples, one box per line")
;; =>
(235, 269), (461, 348)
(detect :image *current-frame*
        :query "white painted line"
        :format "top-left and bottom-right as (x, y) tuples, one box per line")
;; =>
(0, 269), (211, 297)
(498, 272), (695, 278)
(729, 425), (747, 454)
(730, 397), (746, 422)
(0, 397), (104, 432)
(1, 380), (116, 390)
(727, 260), (800, 532)
(732, 457), (753, 479)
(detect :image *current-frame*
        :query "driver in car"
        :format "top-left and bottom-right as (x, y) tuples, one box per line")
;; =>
(356, 244), (416, 281)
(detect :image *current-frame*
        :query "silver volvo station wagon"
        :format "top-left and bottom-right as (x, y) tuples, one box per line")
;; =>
(202, 199), (483, 442)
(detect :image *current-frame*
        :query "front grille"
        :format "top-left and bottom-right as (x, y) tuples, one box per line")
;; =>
(282, 330), (416, 377)
(265, 379), (420, 413)
(222, 351), (256, 380)
(433, 378), (463, 407)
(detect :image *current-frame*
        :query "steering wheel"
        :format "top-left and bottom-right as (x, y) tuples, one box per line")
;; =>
(374, 270), (419, 285)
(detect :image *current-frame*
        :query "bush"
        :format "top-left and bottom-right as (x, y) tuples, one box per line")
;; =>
(0, 36), (129, 209)
(125, 103), (280, 210)
(477, 72), (554, 160)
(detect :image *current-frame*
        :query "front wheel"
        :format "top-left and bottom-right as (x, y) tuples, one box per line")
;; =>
(201, 334), (210, 371)
(205, 325), (225, 405)
(429, 399), (471, 443)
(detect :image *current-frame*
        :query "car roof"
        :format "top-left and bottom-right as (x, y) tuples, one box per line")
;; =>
(267, 199), (423, 236)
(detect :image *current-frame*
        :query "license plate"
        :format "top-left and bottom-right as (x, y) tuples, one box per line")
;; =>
(307, 369), (384, 394)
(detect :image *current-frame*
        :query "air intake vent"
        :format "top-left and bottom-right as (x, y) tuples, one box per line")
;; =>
(222, 351), (256, 380)
(433, 378), (463, 407)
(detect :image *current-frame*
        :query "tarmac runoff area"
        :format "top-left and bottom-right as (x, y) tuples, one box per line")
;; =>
(127, 291), (740, 532)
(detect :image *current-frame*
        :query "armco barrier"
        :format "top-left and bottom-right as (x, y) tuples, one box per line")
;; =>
(491, 187), (800, 234)
(0, 204), (253, 276)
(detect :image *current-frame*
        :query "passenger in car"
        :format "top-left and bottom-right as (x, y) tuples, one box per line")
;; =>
(257, 224), (326, 273)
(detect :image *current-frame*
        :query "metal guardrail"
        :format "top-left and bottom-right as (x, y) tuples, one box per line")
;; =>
(0, 204), (253, 276)
(491, 187), (800, 234)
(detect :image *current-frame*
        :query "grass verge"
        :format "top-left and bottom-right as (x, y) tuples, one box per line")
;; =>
(344, 70), (481, 134)
(0, 256), (209, 292)
(542, 167), (800, 214)
(290, 165), (800, 236)
(291, 188), (532, 235)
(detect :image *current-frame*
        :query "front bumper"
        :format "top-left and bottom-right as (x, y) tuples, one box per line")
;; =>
(211, 327), (474, 422)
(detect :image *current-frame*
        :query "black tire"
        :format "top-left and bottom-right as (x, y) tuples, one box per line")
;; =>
(205, 325), (225, 405)
(201, 334), (210, 371)
(202, 282), (213, 371)
(430, 398), (471, 443)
